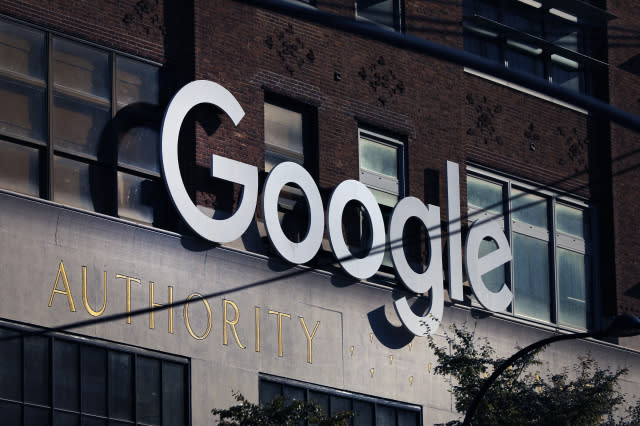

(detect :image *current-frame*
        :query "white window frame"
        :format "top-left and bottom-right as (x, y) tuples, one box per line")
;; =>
(358, 128), (404, 206)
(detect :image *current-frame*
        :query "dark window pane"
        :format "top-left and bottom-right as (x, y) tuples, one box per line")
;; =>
(54, 410), (80, 426)
(377, 404), (396, 426)
(358, 0), (397, 29)
(0, 327), (22, 400)
(259, 380), (282, 404)
(0, 19), (46, 79)
(54, 340), (79, 410)
(353, 400), (374, 426)
(116, 57), (159, 108)
(309, 390), (329, 413)
(53, 37), (110, 100)
(505, 46), (544, 77)
(398, 409), (419, 426)
(0, 78), (46, 141)
(0, 400), (21, 424)
(81, 346), (107, 416)
(117, 126), (160, 173)
(309, 391), (329, 426)
(25, 405), (51, 426)
(550, 57), (581, 93)
(0, 139), (40, 196)
(54, 156), (109, 213)
(162, 362), (186, 426)
(330, 395), (351, 417)
(503, 10), (542, 37)
(117, 172), (161, 224)
(283, 384), (305, 402)
(108, 351), (133, 421)
(53, 94), (110, 157)
(24, 335), (50, 405)
(82, 416), (108, 426)
(136, 356), (161, 425)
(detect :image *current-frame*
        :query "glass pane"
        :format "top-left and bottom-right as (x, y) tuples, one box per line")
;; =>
(471, 0), (499, 20)
(551, 61), (580, 92)
(259, 380), (282, 404)
(136, 356), (161, 426)
(353, 400), (374, 426)
(558, 248), (588, 328)
(479, 237), (507, 293)
(53, 94), (110, 157)
(513, 233), (550, 322)
(503, 10), (542, 37)
(108, 351), (133, 421)
(556, 204), (587, 238)
(505, 47), (544, 77)
(117, 126), (160, 172)
(82, 416), (107, 426)
(398, 409), (419, 426)
(283, 384), (305, 402)
(0, 400), (21, 424)
(0, 78), (46, 141)
(117, 172), (159, 223)
(467, 176), (503, 214)
(0, 19), (45, 79)
(511, 189), (547, 228)
(376, 404), (396, 426)
(265, 103), (303, 154)
(330, 395), (351, 417)
(25, 405), (51, 426)
(81, 346), (107, 416)
(0, 139), (40, 196)
(309, 391), (329, 413)
(162, 362), (186, 426)
(265, 148), (303, 172)
(54, 156), (109, 212)
(359, 137), (398, 178)
(24, 335), (50, 405)
(358, 0), (396, 29)
(547, 21), (578, 51)
(0, 327), (21, 400)
(53, 37), (110, 100)
(116, 56), (159, 108)
(464, 33), (500, 61)
(54, 340), (79, 410)
(54, 411), (79, 426)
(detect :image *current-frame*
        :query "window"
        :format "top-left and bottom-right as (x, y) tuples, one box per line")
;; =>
(356, 0), (403, 31)
(264, 95), (317, 243)
(0, 321), (189, 425)
(0, 17), (170, 228)
(357, 129), (404, 270)
(259, 375), (422, 425)
(466, 169), (591, 329)
(463, 0), (609, 94)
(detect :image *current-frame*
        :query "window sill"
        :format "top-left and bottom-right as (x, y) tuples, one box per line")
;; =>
(464, 67), (588, 115)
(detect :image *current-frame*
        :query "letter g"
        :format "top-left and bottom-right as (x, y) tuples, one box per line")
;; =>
(161, 80), (258, 243)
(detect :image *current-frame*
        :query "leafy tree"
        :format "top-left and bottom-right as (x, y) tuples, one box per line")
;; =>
(212, 391), (352, 426)
(428, 324), (632, 425)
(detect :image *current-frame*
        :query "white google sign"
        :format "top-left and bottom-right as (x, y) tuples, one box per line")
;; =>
(161, 80), (512, 336)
